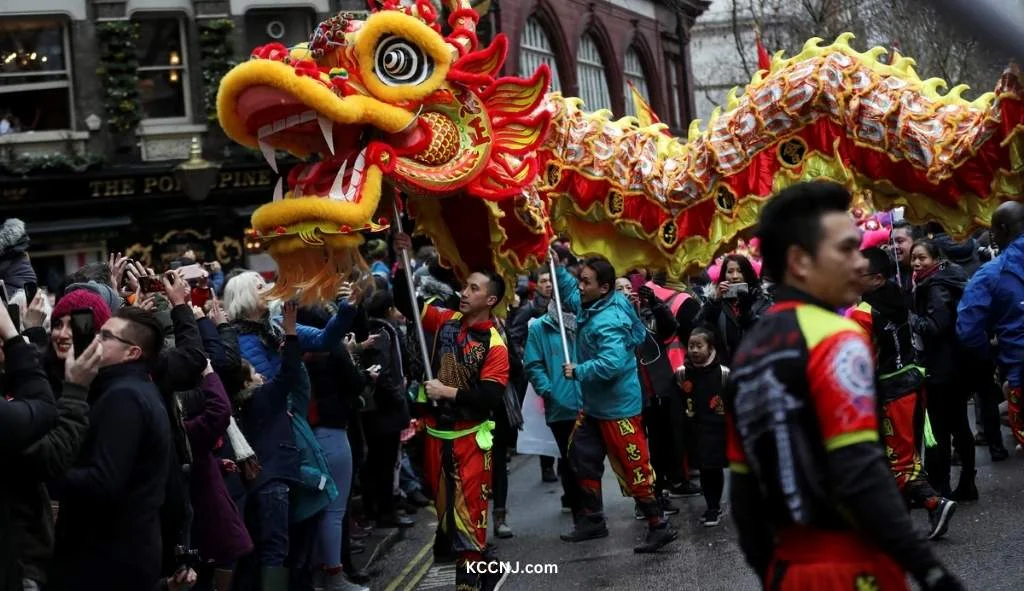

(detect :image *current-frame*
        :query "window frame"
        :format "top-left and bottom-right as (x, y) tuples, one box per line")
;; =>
(518, 16), (561, 93)
(0, 17), (76, 132)
(622, 47), (651, 118)
(575, 34), (612, 112)
(665, 53), (681, 128)
(133, 14), (191, 126)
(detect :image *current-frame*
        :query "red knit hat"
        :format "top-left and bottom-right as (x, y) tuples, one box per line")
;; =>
(52, 288), (113, 329)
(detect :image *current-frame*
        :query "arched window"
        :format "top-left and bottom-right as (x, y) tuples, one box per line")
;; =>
(576, 34), (611, 111)
(623, 48), (651, 118)
(518, 16), (561, 92)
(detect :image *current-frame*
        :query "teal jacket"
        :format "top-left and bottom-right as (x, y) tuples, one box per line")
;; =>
(555, 266), (646, 419)
(523, 314), (583, 424)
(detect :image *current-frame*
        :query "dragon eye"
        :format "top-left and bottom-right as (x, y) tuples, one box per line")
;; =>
(374, 35), (433, 86)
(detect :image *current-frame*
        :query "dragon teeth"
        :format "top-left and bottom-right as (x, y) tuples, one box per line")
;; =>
(318, 116), (335, 156)
(259, 140), (278, 174)
(272, 177), (283, 202)
(329, 157), (349, 201)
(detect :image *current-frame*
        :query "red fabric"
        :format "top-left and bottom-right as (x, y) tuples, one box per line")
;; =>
(52, 288), (112, 328)
(755, 32), (771, 72)
(805, 331), (878, 443)
(1007, 387), (1024, 447)
(883, 392), (926, 493)
(769, 527), (909, 590)
(422, 418), (492, 557)
(645, 282), (691, 371)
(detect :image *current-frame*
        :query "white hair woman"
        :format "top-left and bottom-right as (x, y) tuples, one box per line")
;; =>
(223, 270), (365, 588)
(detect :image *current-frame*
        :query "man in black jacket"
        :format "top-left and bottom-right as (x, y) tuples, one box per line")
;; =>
(50, 307), (172, 591)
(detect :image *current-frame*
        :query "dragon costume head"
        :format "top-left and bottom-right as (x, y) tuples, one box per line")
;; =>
(217, 0), (551, 303)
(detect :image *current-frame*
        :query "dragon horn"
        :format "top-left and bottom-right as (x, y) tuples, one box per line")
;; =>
(442, 0), (478, 54)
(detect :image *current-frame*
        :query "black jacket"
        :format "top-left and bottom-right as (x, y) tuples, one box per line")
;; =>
(361, 318), (411, 435)
(50, 361), (171, 591)
(912, 263), (968, 386)
(700, 286), (772, 366)
(0, 219), (35, 290)
(0, 337), (58, 590)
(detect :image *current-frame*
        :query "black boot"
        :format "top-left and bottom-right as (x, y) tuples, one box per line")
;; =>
(950, 470), (979, 502)
(559, 515), (609, 542)
(633, 521), (678, 553)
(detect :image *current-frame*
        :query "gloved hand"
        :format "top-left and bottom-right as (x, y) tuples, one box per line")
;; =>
(637, 285), (656, 307)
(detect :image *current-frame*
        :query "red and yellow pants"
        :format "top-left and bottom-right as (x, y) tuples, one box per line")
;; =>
(568, 413), (661, 521)
(767, 527), (908, 590)
(422, 419), (492, 561)
(1008, 386), (1024, 447)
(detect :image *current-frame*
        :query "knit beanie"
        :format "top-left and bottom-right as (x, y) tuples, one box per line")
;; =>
(65, 280), (121, 312)
(52, 288), (112, 329)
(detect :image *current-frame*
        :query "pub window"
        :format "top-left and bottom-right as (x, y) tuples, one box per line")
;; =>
(134, 17), (190, 121)
(623, 47), (651, 118)
(0, 18), (73, 134)
(576, 34), (611, 112)
(517, 16), (561, 93)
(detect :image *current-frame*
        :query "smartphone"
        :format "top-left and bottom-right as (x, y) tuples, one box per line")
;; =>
(191, 286), (213, 308)
(7, 303), (19, 332)
(139, 275), (164, 293)
(178, 263), (206, 282)
(724, 282), (749, 299)
(70, 309), (95, 359)
(24, 281), (37, 306)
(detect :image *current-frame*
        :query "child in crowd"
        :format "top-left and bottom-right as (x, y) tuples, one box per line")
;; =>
(677, 327), (730, 526)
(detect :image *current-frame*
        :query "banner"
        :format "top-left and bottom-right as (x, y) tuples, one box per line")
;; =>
(516, 384), (560, 458)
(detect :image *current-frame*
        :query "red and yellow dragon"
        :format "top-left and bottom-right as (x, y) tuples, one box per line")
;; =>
(217, 0), (1023, 304)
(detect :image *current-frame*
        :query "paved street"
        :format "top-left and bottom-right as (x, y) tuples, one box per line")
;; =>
(374, 427), (1024, 591)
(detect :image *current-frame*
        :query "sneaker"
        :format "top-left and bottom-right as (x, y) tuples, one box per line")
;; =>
(927, 498), (957, 540)
(700, 508), (722, 527)
(559, 518), (609, 542)
(541, 466), (559, 483)
(668, 481), (702, 498)
(991, 446), (1010, 462)
(634, 503), (645, 520)
(659, 496), (680, 516)
(495, 520), (514, 539)
(633, 523), (678, 553)
(560, 495), (572, 514)
(325, 571), (369, 591)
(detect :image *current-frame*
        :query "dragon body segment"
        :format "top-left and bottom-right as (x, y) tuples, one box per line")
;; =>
(216, 2), (1024, 303)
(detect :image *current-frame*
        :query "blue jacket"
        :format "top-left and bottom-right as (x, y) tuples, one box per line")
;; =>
(957, 235), (1024, 386)
(555, 266), (646, 419)
(238, 302), (356, 380)
(523, 314), (583, 423)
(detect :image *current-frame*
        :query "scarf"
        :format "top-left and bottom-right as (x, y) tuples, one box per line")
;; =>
(912, 261), (942, 290)
(547, 299), (577, 340)
(234, 314), (284, 351)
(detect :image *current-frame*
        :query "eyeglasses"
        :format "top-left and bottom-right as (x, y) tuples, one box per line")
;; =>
(99, 329), (137, 348)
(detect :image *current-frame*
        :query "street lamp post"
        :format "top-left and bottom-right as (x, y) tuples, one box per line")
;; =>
(175, 136), (221, 203)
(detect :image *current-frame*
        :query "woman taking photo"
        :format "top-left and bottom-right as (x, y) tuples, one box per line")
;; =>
(699, 254), (770, 365)
(909, 240), (977, 502)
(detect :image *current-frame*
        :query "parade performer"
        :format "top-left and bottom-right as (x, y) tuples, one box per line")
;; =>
(555, 256), (677, 554)
(391, 231), (508, 591)
(725, 182), (963, 590)
(847, 248), (956, 539)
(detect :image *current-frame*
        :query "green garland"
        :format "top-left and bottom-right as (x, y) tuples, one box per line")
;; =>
(95, 21), (142, 134)
(0, 152), (104, 176)
(199, 19), (237, 123)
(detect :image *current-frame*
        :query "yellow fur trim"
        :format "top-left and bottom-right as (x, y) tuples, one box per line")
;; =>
(251, 166), (383, 230)
(217, 60), (416, 154)
(354, 12), (453, 104)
